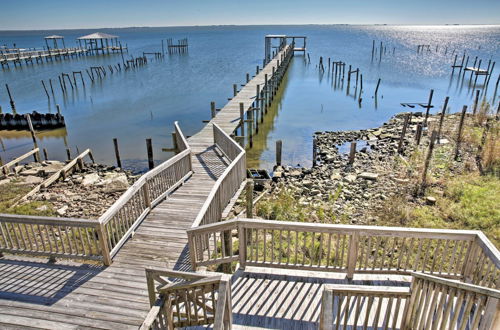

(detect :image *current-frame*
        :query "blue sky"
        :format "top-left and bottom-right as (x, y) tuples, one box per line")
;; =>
(1, 0), (499, 30)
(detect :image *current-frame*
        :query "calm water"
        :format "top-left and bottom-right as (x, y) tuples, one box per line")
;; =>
(1, 25), (499, 171)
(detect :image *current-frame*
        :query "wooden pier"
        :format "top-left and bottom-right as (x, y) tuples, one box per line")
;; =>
(0, 36), (499, 329)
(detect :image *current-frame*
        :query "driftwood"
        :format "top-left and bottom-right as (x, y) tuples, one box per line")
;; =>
(0, 148), (39, 176)
(10, 149), (94, 207)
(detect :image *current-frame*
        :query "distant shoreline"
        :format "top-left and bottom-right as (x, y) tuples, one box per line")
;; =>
(1, 23), (499, 33)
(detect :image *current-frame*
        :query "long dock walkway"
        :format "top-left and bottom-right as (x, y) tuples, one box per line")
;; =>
(0, 45), (292, 329)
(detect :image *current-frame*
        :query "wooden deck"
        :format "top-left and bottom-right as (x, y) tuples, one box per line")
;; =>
(230, 267), (410, 329)
(0, 45), (293, 329)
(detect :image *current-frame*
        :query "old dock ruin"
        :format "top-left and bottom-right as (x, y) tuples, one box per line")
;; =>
(0, 36), (499, 329)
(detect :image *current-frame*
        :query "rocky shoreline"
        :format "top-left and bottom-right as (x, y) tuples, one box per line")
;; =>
(257, 111), (474, 224)
(1, 161), (138, 218)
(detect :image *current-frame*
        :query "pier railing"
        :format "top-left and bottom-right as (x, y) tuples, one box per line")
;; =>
(319, 272), (500, 329)
(0, 213), (105, 262)
(99, 121), (192, 259)
(190, 123), (246, 229)
(186, 219), (499, 288)
(142, 268), (232, 330)
(0, 122), (193, 265)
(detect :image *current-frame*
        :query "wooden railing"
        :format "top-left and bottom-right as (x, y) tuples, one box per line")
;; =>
(142, 268), (232, 330)
(320, 284), (411, 329)
(0, 214), (105, 262)
(99, 122), (192, 259)
(319, 272), (500, 329)
(190, 123), (246, 229)
(0, 122), (193, 265)
(187, 219), (499, 288)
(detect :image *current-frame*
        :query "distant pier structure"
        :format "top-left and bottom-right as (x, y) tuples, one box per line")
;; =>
(44, 35), (66, 50)
(166, 38), (188, 54)
(264, 35), (306, 64)
(0, 32), (127, 69)
(77, 32), (124, 54)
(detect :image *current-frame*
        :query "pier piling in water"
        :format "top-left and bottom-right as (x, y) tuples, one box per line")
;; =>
(276, 140), (282, 166)
(113, 138), (122, 168)
(146, 138), (154, 170)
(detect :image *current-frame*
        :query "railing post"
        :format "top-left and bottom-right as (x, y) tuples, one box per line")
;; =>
(462, 236), (479, 282)
(98, 223), (112, 266)
(319, 288), (333, 330)
(480, 297), (500, 330)
(187, 231), (197, 271)
(347, 232), (359, 279)
(145, 269), (157, 307)
(143, 180), (151, 208)
(238, 222), (246, 270)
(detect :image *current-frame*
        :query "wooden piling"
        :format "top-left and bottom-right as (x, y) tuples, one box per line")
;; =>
(43, 148), (48, 161)
(239, 103), (245, 145)
(423, 89), (434, 126)
(113, 138), (122, 168)
(312, 137), (317, 167)
(66, 148), (71, 161)
(246, 179), (254, 218)
(419, 130), (438, 195)
(348, 142), (356, 164)
(56, 104), (61, 115)
(398, 113), (411, 154)
(437, 97), (449, 141)
(472, 89), (480, 115)
(5, 84), (16, 113)
(25, 114), (40, 162)
(233, 84), (238, 97)
(415, 123), (423, 145)
(41, 80), (50, 99)
(454, 105), (468, 160)
(146, 138), (154, 170)
(211, 101), (216, 119)
(276, 140), (282, 166)
(374, 78), (381, 97)
(49, 79), (55, 96)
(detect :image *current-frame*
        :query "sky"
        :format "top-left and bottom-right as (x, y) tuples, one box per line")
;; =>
(0, 0), (499, 30)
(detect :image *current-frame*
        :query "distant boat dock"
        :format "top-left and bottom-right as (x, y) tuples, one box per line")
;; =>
(1, 32), (127, 69)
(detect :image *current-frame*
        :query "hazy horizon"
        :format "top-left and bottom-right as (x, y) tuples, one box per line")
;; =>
(1, 0), (499, 31)
(1, 23), (499, 33)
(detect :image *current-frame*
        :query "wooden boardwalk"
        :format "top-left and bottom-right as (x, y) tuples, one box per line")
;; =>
(0, 45), (292, 329)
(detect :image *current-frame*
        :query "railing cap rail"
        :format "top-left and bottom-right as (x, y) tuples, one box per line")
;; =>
(324, 284), (411, 296)
(98, 148), (191, 224)
(411, 272), (500, 298)
(0, 213), (99, 226)
(228, 218), (480, 238)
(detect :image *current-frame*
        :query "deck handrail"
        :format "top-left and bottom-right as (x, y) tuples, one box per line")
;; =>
(0, 213), (105, 262)
(143, 268), (232, 329)
(0, 122), (193, 265)
(190, 123), (246, 229)
(319, 272), (500, 329)
(187, 218), (499, 288)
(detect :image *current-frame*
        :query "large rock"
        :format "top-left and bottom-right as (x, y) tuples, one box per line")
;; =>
(99, 173), (129, 193)
(358, 172), (379, 181)
(82, 173), (100, 186)
(42, 161), (65, 175)
(17, 175), (44, 185)
(57, 205), (68, 216)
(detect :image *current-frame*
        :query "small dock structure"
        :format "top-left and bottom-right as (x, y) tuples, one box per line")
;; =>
(264, 34), (306, 64)
(77, 32), (123, 54)
(44, 35), (66, 50)
(166, 38), (188, 54)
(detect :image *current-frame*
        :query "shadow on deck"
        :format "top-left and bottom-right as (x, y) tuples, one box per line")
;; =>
(0, 258), (103, 305)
